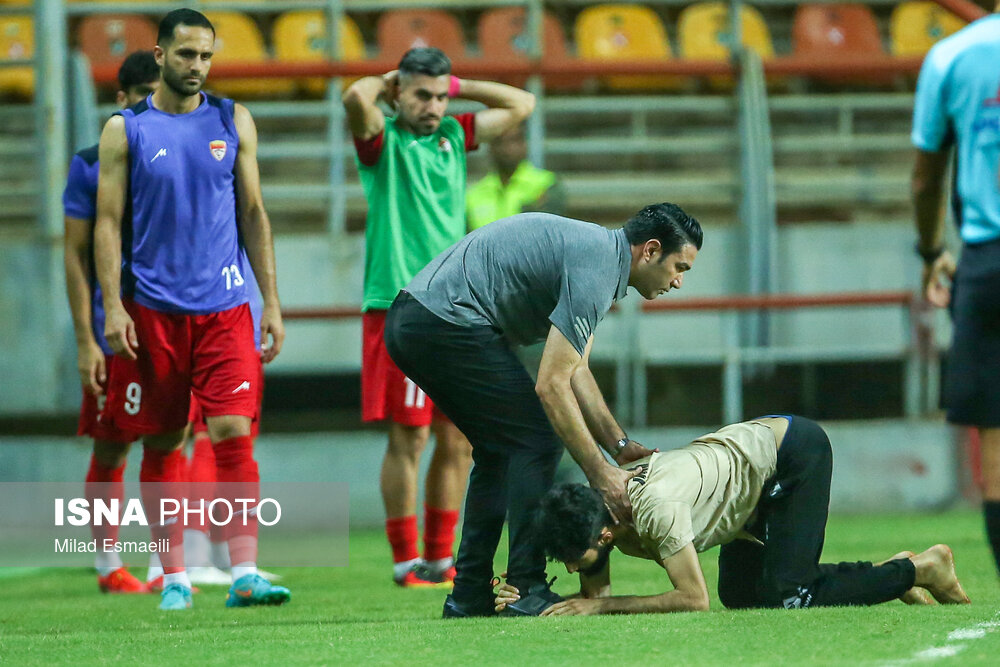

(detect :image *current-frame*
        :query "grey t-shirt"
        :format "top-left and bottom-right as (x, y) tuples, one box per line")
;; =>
(404, 213), (631, 355)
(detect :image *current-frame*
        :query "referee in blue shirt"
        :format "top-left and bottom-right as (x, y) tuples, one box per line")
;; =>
(911, 5), (1000, 578)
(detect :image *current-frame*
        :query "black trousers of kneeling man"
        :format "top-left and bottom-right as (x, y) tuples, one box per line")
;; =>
(718, 416), (916, 609)
(386, 291), (563, 607)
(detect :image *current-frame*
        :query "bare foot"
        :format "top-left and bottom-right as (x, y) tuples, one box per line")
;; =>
(912, 544), (971, 605)
(877, 551), (935, 605)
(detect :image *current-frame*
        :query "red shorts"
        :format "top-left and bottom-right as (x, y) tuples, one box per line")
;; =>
(104, 300), (260, 435)
(362, 309), (443, 427)
(76, 355), (140, 444)
(188, 361), (264, 437)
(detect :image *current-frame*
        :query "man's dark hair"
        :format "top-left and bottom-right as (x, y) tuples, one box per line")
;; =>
(398, 47), (452, 78)
(117, 51), (159, 91)
(623, 203), (704, 257)
(533, 484), (611, 563)
(157, 8), (215, 45)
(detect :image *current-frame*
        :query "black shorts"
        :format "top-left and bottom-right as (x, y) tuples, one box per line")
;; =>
(946, 238), (1000, 427)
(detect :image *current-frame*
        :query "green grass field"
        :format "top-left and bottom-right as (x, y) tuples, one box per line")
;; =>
(1, 510), (998, 666)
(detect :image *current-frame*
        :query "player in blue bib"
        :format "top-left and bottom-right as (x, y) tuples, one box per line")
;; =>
(911, 6), (1000, 580)
(93, 9), (287, 611)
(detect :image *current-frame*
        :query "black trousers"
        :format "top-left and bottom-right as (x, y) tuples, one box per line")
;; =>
(385, 292), (562, 604)
(717, 416), (916, 609)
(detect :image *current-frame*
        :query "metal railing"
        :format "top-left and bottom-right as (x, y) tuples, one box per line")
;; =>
(281, 290), (936, 428)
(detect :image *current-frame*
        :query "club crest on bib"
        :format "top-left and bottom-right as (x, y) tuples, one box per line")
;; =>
(438, 137), (452, 153)
(210, 140), (227, 161)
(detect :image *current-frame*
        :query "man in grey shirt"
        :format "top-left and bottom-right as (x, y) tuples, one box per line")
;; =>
(385, 203), (702, 617)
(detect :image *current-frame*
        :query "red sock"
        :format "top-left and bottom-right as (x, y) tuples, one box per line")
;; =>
(386, 515), (419, 563)
(140, 448), (185, 573)
(213, 435), (259, 566)
(187, 434), (216, 534)
(85, 455), (126, 548)
(423, 505), (459, 562)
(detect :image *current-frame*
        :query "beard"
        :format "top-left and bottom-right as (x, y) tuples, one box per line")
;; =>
(162, 66), (204, 98)
(579, 542), (613, 577)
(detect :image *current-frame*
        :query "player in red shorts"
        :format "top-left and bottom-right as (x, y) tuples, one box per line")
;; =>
(63, 51), (162, 595)
(344, 47), (535, 586)
(93, 9), (288, 610)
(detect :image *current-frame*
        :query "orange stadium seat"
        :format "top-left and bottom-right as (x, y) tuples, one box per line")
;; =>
(477, 7), (578, 90)
(678, 2), (774, 88)
(792, 4), (888, 84)
(203, 11), (292, 99)
(890, 1), (967, 56)
(77, 15), (158, 67)
(0, 15), (33, 99)
(273, 11), (365, 96)
(574, 4), (682, 92)
(376, 10), (465, 64)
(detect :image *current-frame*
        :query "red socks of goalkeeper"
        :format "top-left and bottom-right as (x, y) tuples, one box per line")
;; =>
(385, 506), (459, 566)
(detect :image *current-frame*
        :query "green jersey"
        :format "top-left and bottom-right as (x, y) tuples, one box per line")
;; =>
(356, 113), (475, 311)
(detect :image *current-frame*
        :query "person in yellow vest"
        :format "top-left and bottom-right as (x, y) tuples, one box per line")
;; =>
(467, 124), (565, 231)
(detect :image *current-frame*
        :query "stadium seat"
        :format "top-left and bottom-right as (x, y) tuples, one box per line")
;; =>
(203, 11), (292, 99)
(678, 2), (774, 89)
(574, 4), (682, 92)
(0, 15), (33, 99)
(273, 11), (365, 96)
(890, 1), (967, 56)
(792, 4), (888, 84)
(76, 15), (158, 67)
(376, 10), (465, 64)
(476, 7), (578, 90)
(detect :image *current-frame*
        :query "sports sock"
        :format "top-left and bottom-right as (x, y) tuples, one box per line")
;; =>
(184, 529), (211, 568)
(213, 435), (259, 568)
(232, 562), (258, 582)
(140, 447), (185, 573)
(163, 570), (191, 590)
(147, 552), (164, 583)
(85, 455), (126, 575)
(423, 505), (459, 563)
(386, 515), (419, 566)
(984, 501), (1000, 575)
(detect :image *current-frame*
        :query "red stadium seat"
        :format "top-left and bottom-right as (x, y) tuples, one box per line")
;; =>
(792, 4), (890, 85)
(476, 7), (578, 90)
(376, 10), (465, 64)
(76, 15), (158, 66)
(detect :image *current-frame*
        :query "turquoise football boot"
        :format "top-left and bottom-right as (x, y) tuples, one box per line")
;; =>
(225, 573), (291, 608)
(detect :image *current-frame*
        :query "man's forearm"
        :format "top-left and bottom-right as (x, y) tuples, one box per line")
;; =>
(64, 247), (97, 346)
(913, 182), (945, 251)
(342, 75), (386, 107)
(597, 590), (709, 615)
(240, 206), (280, 305)
(93, 218), (123, 312)
(571, 367), (626, 456)
(456, 78), (534, 113)
(537, 380), (608, 480)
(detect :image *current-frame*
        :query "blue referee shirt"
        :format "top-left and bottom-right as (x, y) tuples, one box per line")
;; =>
(912, 14), (1000, 245)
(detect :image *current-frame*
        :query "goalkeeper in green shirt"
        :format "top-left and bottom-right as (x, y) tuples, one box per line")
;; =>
(343, 47), (535, 588)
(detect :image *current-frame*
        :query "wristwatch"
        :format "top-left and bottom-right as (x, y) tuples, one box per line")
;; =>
(613, 437), (629, 456)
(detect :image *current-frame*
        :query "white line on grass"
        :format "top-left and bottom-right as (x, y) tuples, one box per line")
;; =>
(882, 615), (1000, 665)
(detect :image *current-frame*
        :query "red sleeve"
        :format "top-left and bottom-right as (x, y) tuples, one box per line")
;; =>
(454, 113), (478, 152)
(353, 131), (384, 167)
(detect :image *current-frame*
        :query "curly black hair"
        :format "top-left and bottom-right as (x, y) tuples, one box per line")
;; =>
(532, 484), (611, 563)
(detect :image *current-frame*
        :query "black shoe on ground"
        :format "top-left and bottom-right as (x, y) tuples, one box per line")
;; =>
(442, 593), (496, 619)
(500, 577), (563, 617)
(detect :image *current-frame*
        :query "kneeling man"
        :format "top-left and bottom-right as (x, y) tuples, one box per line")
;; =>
(497, 415), (970, 615)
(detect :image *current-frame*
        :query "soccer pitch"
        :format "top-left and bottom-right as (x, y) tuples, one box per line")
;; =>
(2, 510), (998, 666)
